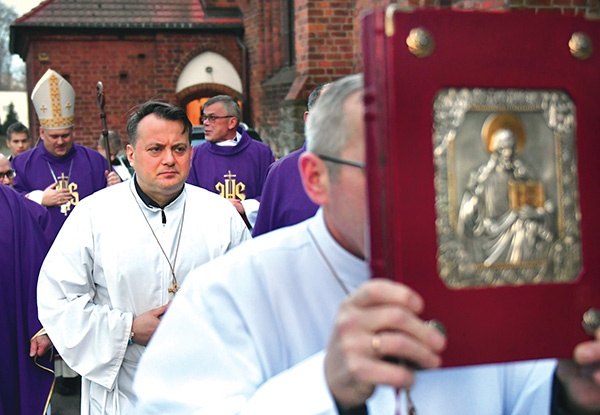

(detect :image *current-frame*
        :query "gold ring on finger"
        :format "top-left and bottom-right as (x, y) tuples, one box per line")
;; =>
(372, 333), (382, 357)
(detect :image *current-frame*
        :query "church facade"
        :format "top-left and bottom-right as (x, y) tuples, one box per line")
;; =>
(10, 0), (590, 155)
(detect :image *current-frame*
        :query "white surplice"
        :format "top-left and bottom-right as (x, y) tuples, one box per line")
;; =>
(37, 180), (251, 415)
(134, 209), (556, 415)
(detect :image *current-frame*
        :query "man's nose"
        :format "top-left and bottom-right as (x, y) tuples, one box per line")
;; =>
(163, 150), (175, 164)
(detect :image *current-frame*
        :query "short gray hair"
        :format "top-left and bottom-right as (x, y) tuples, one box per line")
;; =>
(305, 74), (363, 177)
(98, 130), (123, 152)
(202, 95), (241, 126)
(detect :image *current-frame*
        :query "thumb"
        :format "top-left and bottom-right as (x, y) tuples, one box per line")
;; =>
(153, 303), (170, 318)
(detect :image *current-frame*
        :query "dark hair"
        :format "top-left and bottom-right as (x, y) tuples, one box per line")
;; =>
(307, 83), (329, 112)
(6, 122), (30, 139)
(127, 101), (192, 146)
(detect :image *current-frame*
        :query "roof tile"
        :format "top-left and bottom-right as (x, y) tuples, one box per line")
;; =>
(15, 0), (241, 28)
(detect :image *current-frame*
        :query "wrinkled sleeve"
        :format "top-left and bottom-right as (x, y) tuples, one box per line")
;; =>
(240, 198), (260, 229)
(134, 263), (336, 415)
(229, 208), (253, 246)
(504, 359), (556, 415)
(37, 203), (133, 390)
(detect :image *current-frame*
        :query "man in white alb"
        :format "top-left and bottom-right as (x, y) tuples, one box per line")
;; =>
(133, 76), (600, 415)
(37, 101), (251, 414)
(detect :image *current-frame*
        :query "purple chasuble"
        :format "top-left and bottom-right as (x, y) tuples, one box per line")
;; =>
(12, 142), (109, 241)
(0, 185), (54, 415)
(252, 143), (318, 237)
(20, 196), (54, 243)
(187, 127), (274, 201)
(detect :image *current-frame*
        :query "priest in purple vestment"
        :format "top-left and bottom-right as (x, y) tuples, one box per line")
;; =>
(0, 185), (54, 415)
(186, 95), (274, 228)
(12, 69), (120, 241)
(252, 83), (329, 237)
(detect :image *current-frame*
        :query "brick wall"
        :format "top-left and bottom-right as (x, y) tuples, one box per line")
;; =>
(20, 0), (596, 156)
(246, 0), (596, 157)
(204, 0), (239, 8)
(243, 0), (358, 157)
(25, 32), (242, 149)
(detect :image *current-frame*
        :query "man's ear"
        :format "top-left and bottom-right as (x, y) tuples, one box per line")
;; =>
(299, 152), (328, 206)
(229, 118), (238, 131)
(126, 144), (135, 166)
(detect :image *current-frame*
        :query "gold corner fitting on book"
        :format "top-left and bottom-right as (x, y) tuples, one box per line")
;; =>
(385, 4), (399, 37)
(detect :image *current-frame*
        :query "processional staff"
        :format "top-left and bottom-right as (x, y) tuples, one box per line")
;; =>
(96, 81), (111, 172)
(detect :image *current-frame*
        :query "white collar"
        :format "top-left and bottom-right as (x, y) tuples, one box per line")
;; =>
(216, 131), (242, 147)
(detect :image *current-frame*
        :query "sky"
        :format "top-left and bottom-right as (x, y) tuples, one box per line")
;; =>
(4, 0), (44, 16)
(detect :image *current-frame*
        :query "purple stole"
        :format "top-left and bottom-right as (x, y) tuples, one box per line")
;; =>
(187, 128), (274, 201)
(252, 144), (318, 237)
(12, 142), (108, 241)
(0, 185), (53, 415)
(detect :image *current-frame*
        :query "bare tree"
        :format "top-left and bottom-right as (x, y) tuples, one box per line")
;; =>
(0, 2), (23, 90)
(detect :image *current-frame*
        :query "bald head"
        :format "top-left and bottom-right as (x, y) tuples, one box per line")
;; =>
(0, 154), (14, 187)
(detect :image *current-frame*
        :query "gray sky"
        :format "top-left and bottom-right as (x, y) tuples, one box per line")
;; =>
(5, 0), (43, 16)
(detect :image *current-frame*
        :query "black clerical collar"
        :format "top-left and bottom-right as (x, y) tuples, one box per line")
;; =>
(133, 176), (183, 209)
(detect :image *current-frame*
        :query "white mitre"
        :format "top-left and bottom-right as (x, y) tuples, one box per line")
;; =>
(31, 69), (75, 130)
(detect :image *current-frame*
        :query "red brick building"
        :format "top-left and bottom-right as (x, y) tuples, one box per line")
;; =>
(10, 0), (595, 155)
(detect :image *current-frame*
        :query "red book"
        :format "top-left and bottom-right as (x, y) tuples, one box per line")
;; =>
(363, 6), (600, 367)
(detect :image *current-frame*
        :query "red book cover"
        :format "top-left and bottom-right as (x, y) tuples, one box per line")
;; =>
(363, 6), (600, 367)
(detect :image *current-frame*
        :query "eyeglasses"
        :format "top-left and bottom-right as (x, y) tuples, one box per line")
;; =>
(200, 114), (235, 123)
(0, 169), (15, 179)
(316, 154), (365, 169)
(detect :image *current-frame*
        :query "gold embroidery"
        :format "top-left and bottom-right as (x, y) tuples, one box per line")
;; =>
(215, 170), (246, 200)
(39, 116), (75, 129)
(38, 74), (74, 129)
(56, 173), (79, 215)
(49, 74), (62, 119)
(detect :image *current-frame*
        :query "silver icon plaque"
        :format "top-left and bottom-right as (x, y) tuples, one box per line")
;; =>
(433, 88), (582, 288)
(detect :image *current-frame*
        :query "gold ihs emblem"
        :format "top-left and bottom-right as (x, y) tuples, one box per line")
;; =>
(215, 170), (246, 200)
(56, 173), (80, 215)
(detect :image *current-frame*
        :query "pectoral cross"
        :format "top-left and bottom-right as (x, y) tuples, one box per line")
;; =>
(168, 272), (179, 294)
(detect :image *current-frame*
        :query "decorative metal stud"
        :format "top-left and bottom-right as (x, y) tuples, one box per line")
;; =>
(407, 28), (434, 58)
(582, 308), (600, 336)
(569, 32), (593, 60)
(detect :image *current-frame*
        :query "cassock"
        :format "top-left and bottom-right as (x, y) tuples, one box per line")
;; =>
(12, 141), (108, 241)
(186, 127), (274, 226)
(252, 143), (318, 237)
(134, 209), (556, 414)
(0, 185), (53, 415)
(22, 195), (54, 242)
(37, 180), (251, 415)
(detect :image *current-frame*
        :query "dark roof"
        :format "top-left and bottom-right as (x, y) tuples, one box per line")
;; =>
(10, 0), (243, 57)
(14, 0), (241, 28)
